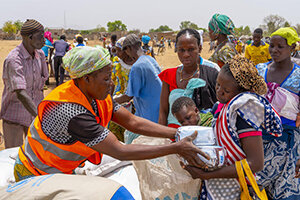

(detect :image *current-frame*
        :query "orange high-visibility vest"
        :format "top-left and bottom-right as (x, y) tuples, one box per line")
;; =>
(18, 80), (113, 175)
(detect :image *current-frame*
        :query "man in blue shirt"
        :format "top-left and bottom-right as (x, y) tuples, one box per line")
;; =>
(114, 34), (162, 143)
(53, 35), (69, 86)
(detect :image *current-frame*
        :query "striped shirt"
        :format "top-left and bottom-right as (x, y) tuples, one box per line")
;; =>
(0, 43), (49, 127)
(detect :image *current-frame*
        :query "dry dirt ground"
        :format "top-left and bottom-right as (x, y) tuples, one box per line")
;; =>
(0, 40), (213, 150)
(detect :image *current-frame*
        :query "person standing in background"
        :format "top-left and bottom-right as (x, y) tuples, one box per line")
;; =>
(53, 35), (69, 86)
(41, 31), (54, 85)
(245, 28), (272, 65)
(0, 19), (48, 148)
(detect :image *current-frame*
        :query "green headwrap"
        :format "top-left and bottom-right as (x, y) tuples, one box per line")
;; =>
(209, 13), (235, 35)
(271, 27), (300, 46)
(63, 46), (111, 79)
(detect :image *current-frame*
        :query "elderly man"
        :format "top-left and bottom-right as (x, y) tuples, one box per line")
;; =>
(114, 34), (162, 143)
(0, 19), (48, 148)
(14, 46), (207, 185)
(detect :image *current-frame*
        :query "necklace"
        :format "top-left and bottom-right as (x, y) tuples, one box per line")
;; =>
(179, 65), (199, 82)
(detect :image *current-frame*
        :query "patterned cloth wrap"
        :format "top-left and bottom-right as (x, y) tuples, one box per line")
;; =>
(201, 92), (282, 200)
(63, 46), (111, 79)
(209, 43), (236, 66)
(265, 82), (299, 121)
(208, 13), (235, 35)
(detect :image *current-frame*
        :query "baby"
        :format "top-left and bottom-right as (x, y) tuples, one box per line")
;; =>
(171, 96), (213, 127)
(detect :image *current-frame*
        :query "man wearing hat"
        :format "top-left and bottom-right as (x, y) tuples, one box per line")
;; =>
(114, 34), (162, 143)
(0, 19), (49, 148)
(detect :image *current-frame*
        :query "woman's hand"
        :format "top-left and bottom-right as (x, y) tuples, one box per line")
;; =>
(295, 159), (300, 178)
(180, 161), (210, 180)
(176, 131), (210, 168)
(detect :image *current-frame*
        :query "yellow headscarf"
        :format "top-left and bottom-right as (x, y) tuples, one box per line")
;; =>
(271, 27), (300, 46)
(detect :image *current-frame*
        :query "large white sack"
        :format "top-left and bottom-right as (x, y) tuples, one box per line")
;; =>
(0, 147), (18, 186)
(106, 165), (142, 200)
(0, 148), (141, 200)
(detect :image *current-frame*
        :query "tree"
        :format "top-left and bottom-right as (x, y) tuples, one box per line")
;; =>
(149, 25), (173, 32)
(14, 20), (23, 31)
(2, 21), (17, 34)
(234, 26), (251, 37)
(263, 14), (287, 35)
(243, 26), (251, 35)
(96, 25), (106, 32)
(107, 20), (127, 32)
(179, 21), (199, 30)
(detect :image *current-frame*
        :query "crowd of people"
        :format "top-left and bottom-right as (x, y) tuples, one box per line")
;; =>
(0, 13), (299, 199)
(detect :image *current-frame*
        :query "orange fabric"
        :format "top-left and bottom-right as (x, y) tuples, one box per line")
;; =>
(19, 80), (113, 175)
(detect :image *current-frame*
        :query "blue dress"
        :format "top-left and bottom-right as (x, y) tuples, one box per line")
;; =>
(256, 62), (300, 200)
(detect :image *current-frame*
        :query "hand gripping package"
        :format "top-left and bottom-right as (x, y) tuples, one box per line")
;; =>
(175, 126), (226, 170)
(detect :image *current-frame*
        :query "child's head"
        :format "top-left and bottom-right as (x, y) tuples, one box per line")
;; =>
(253, 28), (263, 45)
(216, 55), (267, 104)
(171, 96), (200, 126)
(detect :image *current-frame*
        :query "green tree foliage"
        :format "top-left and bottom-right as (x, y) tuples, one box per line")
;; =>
(149, 25), (173, 32)
(14, 20), (23, 31)
(107, 20), (127, 32)
(263, 14), (287, 35)
(2, 21), (17, 34)
(179, 21), (199, 30)
(234, 26), (251, 37)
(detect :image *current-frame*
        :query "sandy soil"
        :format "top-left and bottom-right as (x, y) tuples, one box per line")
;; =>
(0, 40), (212, 150)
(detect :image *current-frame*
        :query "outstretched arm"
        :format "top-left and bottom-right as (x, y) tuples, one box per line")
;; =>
(91, 130), (208, 167)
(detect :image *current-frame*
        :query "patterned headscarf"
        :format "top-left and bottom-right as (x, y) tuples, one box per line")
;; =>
(116, 37), (126, 49)
(63, 46), (111, 79)
(226, 55), (267, 95)
(209, 14), (235, 35)
(44, 31), (53, 43)
(271, 27), (300, 46)
(20, 19), (44, 36)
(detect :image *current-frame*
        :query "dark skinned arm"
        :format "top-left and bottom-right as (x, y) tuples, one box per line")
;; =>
(158, 81), (170, 126)
(182, 135), (264, 180)
(114, 94), (133, 104)
(15, 89), (37, 117)
(91, 129), (208, 167)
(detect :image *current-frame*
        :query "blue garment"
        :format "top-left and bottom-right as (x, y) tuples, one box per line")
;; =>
(76, 43), (85, 47)
(256, 62), (300, 95)
(41, 39), (53, 57)
(53, 39), (69, 57)
(200, 56), (220, 71)
(126, 55), (162, 122)
(111, 186), (134, 200)
(256, 62), (300, 200)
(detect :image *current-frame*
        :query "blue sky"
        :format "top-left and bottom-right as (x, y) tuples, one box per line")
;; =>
(1, 0), (299, 32)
